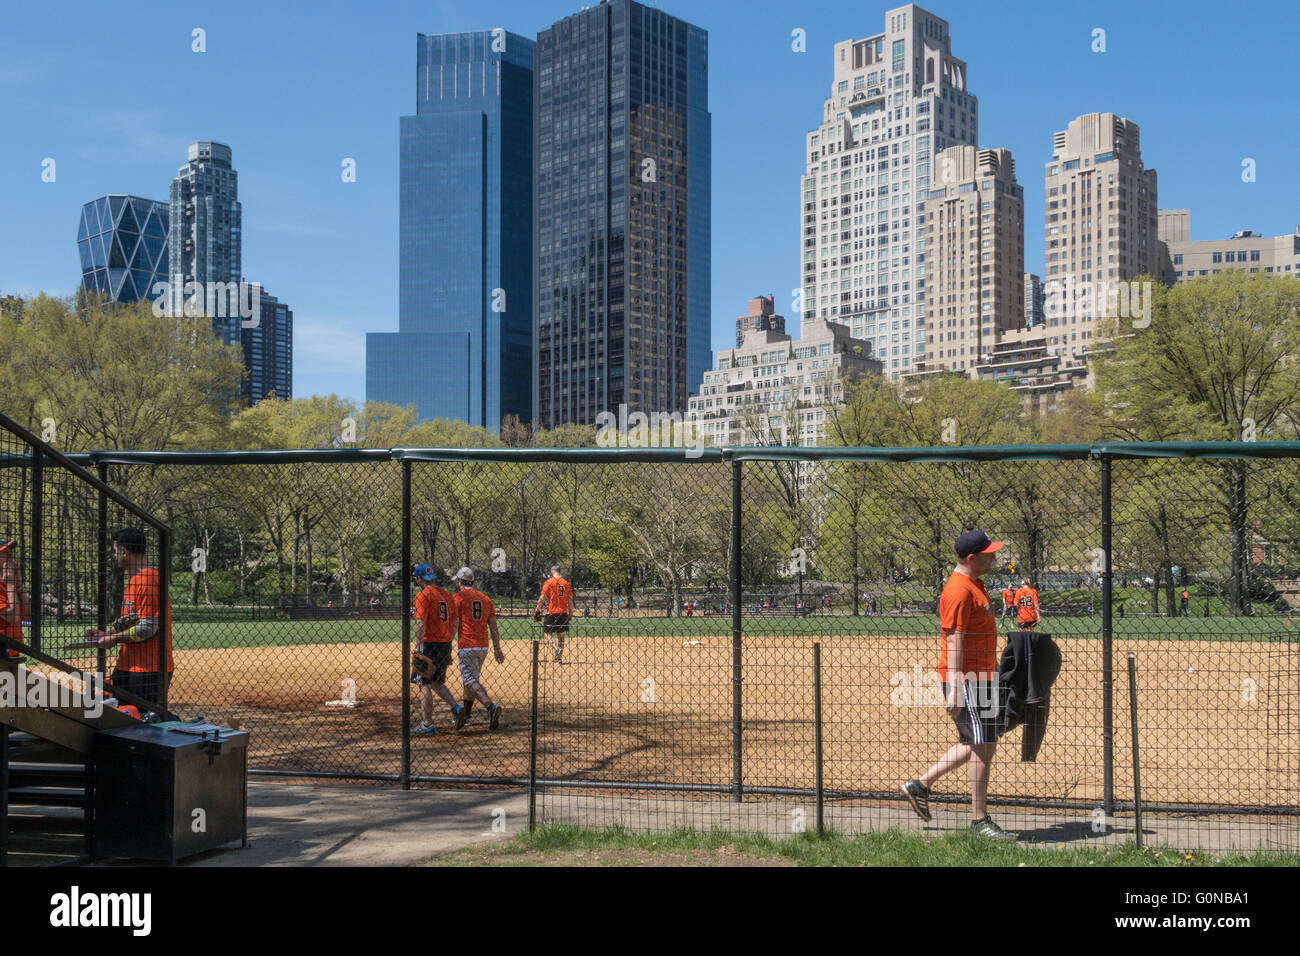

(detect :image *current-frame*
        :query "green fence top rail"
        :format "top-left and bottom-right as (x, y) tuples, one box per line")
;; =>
(1091, 441), (1300, 460)
(722, 444), (1095, 463)
(37, 441), (1300, 466)
(392, 446), (726, 463)
(73, 448), (394, 466)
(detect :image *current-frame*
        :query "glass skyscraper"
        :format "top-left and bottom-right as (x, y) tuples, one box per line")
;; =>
(534, 0), (710, 428)
(367, 30), (534, 430)
(243, 286), (293, 402)
(77, 195), (170, 304)
(169, 141), (242, 347)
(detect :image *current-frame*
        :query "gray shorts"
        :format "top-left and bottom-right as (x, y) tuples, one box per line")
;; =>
(458, 647), (488, 685)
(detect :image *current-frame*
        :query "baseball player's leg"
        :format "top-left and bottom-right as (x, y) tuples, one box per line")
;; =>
(419, 685), (434, 725)
(969, 742), (997, 820)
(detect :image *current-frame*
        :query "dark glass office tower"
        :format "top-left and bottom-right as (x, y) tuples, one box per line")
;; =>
(243, 287), (293, 402)
(368, 30), (534, 429)
(534, 0), (710, 428)
(77, 195), (170, 304)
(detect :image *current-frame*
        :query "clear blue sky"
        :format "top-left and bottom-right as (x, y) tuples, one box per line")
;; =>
(2, 0), (1296, 405)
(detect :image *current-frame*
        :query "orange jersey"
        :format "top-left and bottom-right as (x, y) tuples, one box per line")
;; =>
(415, 585), (457, 642)
(454, 587), (495, 649)
(938, 571), (998, 682)
(1013, 586), (1040, 624)
(116, 567), (174, 673)
(540, 576), (572, 615)
(0, 582), (22, 643)
(1001, 587), (1014, 607)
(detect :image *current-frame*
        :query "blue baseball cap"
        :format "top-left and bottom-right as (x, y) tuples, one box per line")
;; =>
(412, 564), (439, 582)
(955, 530), (1005, 559)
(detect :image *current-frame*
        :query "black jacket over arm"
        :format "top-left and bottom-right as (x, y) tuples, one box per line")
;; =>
(997, 630), (1062, 762)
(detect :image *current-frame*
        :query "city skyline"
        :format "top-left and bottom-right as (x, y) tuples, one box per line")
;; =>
(3, 0), (1297, 408)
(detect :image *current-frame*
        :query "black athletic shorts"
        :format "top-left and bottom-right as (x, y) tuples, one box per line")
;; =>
(108, 669), (171, 710)
(543, 612), (572, 634)
(411, 641), (452, 685)
(942, 678), (1004, 746)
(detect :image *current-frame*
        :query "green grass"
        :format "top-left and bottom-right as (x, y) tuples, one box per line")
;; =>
(438, 823), (1299, 867)
(33, 609), (1298, 653)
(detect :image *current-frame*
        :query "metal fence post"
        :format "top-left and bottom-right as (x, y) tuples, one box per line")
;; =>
(730, 459), (743, 802)
(1128, 653), (1143, 849)
(97, 462), (109, 681)
(400, 460), (412, 790)
(31, 447), (42, 658)
(1100, 453), (1114, 817)
(529, 636), (539, 832)
(814, 642), (823, 837)
(159, 527), (170, 711)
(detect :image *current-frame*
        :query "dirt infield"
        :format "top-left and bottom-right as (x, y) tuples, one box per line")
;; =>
(166, 635), (1299, 811)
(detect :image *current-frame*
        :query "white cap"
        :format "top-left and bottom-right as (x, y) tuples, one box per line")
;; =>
(454, 566), (474, 582)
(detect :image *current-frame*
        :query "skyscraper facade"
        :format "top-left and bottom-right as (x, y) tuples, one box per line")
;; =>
(368, 30), (534, 429)
(920, 146), (1023, 374)
(1157, 210), (1300, 283)
(534, 0), (710, 428)
(243, 286), (293, 402)
(169, 141), (242, 346)
(77, 195), (170, 305)
(1043, 113), (1159, 363)
(802, 4), (975, 380)
(1024, 272), (1045, 327)
(735, 294), (785, 347)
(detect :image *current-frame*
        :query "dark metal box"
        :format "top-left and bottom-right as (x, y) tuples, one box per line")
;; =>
(92, 722), (248, 862)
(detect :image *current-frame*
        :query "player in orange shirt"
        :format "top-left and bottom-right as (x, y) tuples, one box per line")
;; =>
(1000, 584), (1015, 622)
(85, 528), (173, 710)
(451, 567), (505, 730)
(411, 564), (464, 735)
(901, 530), (1016, 841)
(533, 564), (574, 663)
(1013, 579), (1041, 631)
(0, 538), (32, 660)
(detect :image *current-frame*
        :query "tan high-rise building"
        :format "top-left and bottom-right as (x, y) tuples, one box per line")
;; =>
(919, 146), (1024, 374)
(735, 294), (786, 347)
(1157, 210), (1300, 283)
(1043, 113), (1159, 363)
(801, 5), (977, 380)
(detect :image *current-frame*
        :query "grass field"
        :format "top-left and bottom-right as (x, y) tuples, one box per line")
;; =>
(432, 824), (1300, 867)
(29, 610), (1300, 654)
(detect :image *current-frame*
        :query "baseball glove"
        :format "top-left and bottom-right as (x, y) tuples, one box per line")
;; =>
(412, 651), (434, 679)
(533, 609), (543, 623)
(111, 613), (140, 632)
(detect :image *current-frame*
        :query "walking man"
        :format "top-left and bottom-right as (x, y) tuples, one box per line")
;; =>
(534, 564), (574, 663)
(902, 530), (1016, 841)
(410, 564), (464, 735)
(452, 567), (506, 729)
(1013, 578), (1041, 631)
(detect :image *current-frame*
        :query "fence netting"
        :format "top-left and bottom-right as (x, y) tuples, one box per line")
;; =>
(5, 427), (1296, 851)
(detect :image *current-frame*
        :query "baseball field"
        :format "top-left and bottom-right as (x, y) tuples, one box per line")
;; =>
(53, 612), (1285, 815)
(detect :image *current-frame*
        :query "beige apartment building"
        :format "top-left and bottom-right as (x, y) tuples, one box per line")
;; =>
(917, 146), (1024, 374)
(689, 317), (883, 447)
(801, 4), (977, 380)
(972, 327), (1089, 417)
(1158, 210), (1300, 282)
(1043, 113), (1160, 364)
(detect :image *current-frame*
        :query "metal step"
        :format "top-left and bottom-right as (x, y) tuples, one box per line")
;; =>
(6, 786), (87, 808)
(9, 764), (87, 789)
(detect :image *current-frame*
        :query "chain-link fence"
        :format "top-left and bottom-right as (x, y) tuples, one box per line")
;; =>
(5, 424), (1295, 850)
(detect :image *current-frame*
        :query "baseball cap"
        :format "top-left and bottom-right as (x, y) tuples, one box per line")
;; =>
(0, 539), (14, 554)
(453, 566), (474, 582)
(954, 530), (1005, 559)
(412, 564), (438, 583)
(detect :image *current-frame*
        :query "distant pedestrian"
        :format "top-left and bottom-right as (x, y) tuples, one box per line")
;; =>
(1181, 588), (1190, 617)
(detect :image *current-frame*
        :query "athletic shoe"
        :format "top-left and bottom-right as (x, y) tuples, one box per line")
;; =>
(488, 704), (502, 730)
(970, 816), (1016, 841)
(453, 705), (467, 730)
(901, 780), (932, 822)
(413, 722), (436, 736)
(553, 650), (562, 662)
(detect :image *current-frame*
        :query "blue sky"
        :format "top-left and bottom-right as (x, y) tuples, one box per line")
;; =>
(2, 0), (1297, 405)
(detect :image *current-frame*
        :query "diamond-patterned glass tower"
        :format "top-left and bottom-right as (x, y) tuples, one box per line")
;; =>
(77, 195), (171, 304)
